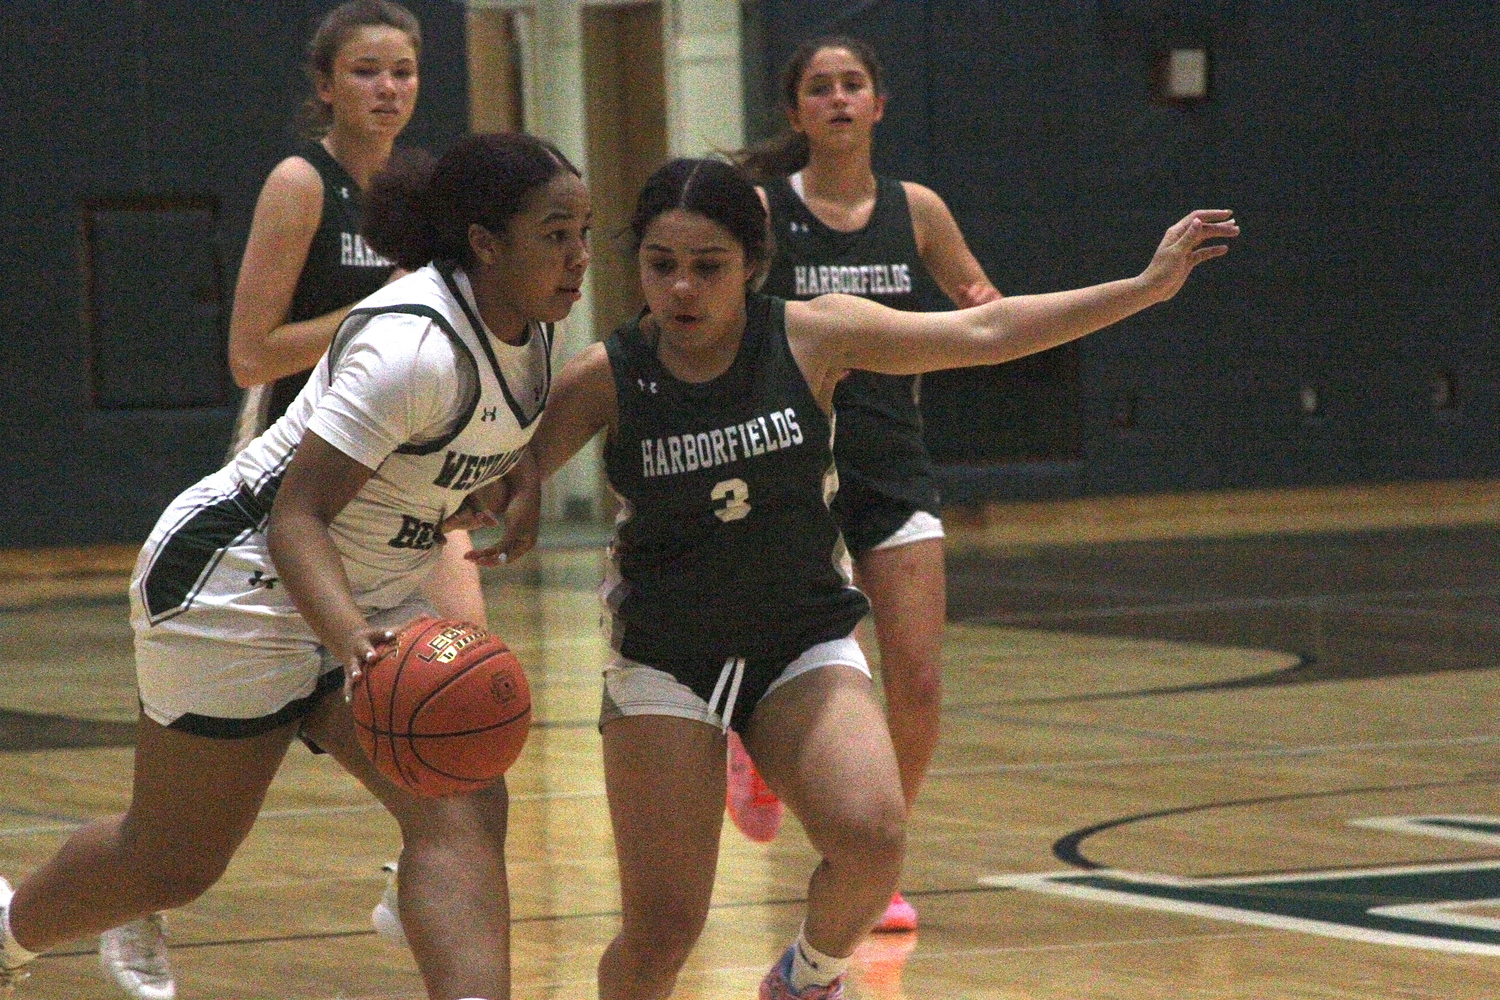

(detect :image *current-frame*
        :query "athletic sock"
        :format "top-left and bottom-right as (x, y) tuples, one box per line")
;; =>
(788, 925), (849, 991)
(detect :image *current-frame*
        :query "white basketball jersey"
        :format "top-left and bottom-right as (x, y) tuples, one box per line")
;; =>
(229, 262), (552, 608)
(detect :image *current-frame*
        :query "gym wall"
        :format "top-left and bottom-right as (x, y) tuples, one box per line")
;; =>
(745, 0), (1499, 502)
(0, 1), (467, 548)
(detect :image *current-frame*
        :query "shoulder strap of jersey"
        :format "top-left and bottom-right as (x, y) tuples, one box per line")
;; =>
(763, 175), (803, 220)
(327, 302), (481, 456)
(874, 175), (915, 230)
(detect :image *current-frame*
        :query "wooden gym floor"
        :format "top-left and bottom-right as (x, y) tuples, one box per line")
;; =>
(2, 478), (1499, 998)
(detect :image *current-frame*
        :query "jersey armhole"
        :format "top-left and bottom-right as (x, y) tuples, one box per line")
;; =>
(328, 304), (480, 456)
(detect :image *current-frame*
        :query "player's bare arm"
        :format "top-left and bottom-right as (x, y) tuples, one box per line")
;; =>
(903, 180), (1001, 307)
(266, 430), (394, 689)
(527, 342), (619, 481)
(789, 209), (1237, 396)
(228, 156), (354, 387)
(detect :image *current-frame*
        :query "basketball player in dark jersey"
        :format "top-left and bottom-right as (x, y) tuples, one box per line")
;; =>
(226, 3), (484, 625)
(733, 36), (1002, 933)
(497, 157), (1234, 999)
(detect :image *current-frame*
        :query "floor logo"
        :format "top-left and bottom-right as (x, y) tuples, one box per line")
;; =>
(982, 816), (1500, 955)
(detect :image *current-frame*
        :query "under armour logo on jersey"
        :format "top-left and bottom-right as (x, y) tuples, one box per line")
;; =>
(480, 407), (499, 421)
(340, 186), (350, 199)
(248, 570), (278, 590)
(637, 378), (658, 394)
(790, 220), (808, 234)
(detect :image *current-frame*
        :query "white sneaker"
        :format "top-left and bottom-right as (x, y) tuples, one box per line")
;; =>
(0, 877), (36, 991)
(99, 914), (175, 1000)
(370, 862), (407, 947)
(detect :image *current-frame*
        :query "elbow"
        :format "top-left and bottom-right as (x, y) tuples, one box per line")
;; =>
(228, 348), (266, 389)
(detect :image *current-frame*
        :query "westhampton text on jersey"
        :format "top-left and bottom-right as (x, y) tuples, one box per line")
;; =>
(640, 408), (805, 479)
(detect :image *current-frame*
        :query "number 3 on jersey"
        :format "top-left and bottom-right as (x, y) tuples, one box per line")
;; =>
(712, 478), (751, 522)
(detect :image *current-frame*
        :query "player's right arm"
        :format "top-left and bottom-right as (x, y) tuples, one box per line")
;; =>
(266, 430), (393, 690)
(227, 155), (353, 388)
(269, 319), (462, 689)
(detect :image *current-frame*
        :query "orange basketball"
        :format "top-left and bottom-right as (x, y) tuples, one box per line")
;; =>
(351, 616), (531, 798)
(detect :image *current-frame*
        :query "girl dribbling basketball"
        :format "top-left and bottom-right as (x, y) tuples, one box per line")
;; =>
(0, 132), (589, 1000)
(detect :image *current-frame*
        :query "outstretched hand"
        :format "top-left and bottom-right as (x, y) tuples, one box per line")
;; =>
(1140, 209), (1239, 304)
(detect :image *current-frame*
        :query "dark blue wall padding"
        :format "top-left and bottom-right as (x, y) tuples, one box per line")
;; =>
(750, 1), (1500, 501)
(0, 1), (468, 547)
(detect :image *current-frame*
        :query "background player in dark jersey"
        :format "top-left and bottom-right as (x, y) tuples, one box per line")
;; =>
(0, 132), (587, 1000)
(225, 0), (488, 630)
(498, 157), (1234, 1000)
(732, 35), (1002, 933)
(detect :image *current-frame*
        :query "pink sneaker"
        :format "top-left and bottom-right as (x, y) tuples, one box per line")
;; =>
(726, 730), (783, 843)
(872, 891), (917, 933)
(758, 945), (844, 1000)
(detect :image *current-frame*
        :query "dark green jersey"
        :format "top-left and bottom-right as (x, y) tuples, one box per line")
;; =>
(266, 142), (396, 422)
(602, 294), (869, 667)
(761, 175), (944, 515)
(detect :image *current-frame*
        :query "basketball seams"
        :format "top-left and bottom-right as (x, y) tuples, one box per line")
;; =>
(387, 616), (447, 791)
(406, 646), (520, 730)
(405, 645), (529, 782)
(351, 615), (531, 796)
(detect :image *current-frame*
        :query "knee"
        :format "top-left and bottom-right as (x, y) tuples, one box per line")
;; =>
(396, 782), (510, 854)
(825, 798), (907, 874)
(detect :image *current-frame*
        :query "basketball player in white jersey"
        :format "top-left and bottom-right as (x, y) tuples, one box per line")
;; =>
(0, 132), (590, 1000)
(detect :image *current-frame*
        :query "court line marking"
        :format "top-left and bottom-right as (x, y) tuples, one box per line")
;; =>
(983, 870), (1500, 957)
(929, 733), (1500, 778)
(4, 735), (1495, 839)
(1351, 814), (1500, 847)
(163, 929), (1277, 1000)
(977, 586), (1500, 625)
(0, 789), (609, 838)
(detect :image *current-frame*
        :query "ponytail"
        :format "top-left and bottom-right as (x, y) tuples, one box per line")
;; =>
(732, 132), (809, 186)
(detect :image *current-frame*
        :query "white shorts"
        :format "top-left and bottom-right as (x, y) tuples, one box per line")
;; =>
(599, 636), (870, 732)
(133, 596), (432, 736)
(870, 509), (945, 552)
(130, 473), (434, 736)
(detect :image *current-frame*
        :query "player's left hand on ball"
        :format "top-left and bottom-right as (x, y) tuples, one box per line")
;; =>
(341, 626), (398, 701)
(1140, 209), (1239, 303)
